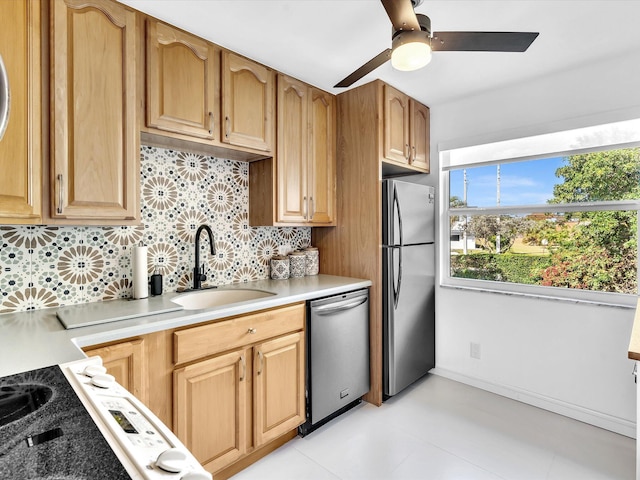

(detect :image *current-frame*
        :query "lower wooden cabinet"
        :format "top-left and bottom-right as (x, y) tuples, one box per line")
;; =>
(253, 332), (305, 447)
(83, 303), (305, 477)
(173, 348), (249, 472)
(83, 337), (148, 404)
(173, 303), (305, 475)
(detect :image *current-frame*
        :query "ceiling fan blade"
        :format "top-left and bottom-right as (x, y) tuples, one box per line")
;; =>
(381, 0), (420, 32)
(334, 49), (392, 88)
(431, 31), (539, 52)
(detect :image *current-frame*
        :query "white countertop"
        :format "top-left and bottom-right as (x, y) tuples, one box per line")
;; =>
(0, 275), (371, 377)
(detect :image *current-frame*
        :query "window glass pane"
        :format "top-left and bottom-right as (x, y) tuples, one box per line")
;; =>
(449, 147), (640, 207)
(449, 211), (637, 294)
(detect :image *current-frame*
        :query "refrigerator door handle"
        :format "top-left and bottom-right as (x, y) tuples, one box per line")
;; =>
(389, 246), (402, 310)
(396, 247), (403, 309)
(393, 184), (403, 246)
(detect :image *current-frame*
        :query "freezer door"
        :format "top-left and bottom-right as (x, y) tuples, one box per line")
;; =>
(383, 180), (435, 246)
(383, 243), (435, 396)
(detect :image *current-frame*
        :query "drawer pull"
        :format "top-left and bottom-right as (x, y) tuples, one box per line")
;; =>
(247, 328), (257, 334)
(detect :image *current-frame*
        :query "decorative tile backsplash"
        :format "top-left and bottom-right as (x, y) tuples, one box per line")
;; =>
(0, 146), (310, 313)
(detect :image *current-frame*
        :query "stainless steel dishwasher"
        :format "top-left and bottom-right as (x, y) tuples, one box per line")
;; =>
(299, 288), (370, 436)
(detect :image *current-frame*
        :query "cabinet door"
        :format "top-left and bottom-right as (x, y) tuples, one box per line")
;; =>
(410, 100), (430, 172)
(146, 20), (217, 140)
(84, 338), (148, 403)
(276, 75), (307, 223)
(221, 51), (274, 152)
(174, 349), (249, 473)
(254, 331), (305, 447)
(383, 84), (410, 164)
(308, 88), (336, 225)
(50, 0), (138, 221)
(0, 0), (41, 223)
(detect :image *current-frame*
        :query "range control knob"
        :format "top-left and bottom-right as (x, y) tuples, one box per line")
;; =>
(83, 365), (107, 377)
(90, 373), (115, 389)
(156, 448), (188, 473)
(181, 472), (212, 480)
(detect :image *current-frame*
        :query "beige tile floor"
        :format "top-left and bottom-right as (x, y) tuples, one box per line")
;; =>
(231, 375), (635, 480)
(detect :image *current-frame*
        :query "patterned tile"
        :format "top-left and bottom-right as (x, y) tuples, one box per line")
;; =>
(0, 146), (311, 314)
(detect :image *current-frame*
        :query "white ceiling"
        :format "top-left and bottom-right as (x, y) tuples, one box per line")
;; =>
(118, 0), (640, 107)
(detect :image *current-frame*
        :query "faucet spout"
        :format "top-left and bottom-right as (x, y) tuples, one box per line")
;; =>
(193, 224), (216, 290)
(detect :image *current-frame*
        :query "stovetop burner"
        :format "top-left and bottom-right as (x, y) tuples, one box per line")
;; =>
(0, 365), (130, 479)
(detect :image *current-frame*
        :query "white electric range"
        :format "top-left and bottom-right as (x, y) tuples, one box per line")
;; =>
(0, 356), (211, 480)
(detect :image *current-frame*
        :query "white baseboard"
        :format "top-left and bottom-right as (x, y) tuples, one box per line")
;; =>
(431, 367), (636, 439)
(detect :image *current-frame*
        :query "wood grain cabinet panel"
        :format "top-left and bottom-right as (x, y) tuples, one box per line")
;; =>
(409, 99), (430, 172)
(250, 75), (335, 226)
(383, 84), (430, 173)
(253, 331), (305, 447)
(308, 88), (336, 224)
(174, 348), (249, 473)
(276, 76), (308, 223)
(84, 338), (148, 403)
(383, 84), (410, 165)
(0, 0), (41, 223)
(49, 0), (138, 222)
(221, 51), (274, 152)
(146, 19), (218, 140)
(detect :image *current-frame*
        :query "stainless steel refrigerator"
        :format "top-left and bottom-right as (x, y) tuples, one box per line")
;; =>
(382, 179), (435, 397)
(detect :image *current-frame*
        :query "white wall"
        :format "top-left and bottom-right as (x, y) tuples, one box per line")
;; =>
(429, 49), (640, 437)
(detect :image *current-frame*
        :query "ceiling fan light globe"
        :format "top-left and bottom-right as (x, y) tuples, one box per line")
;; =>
(391, 41), (432, 71)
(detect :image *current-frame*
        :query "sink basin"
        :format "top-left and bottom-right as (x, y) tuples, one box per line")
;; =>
(171, 288), (276, 310)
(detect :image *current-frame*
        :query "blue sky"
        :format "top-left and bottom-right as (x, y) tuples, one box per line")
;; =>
(450, 157), (565, 207)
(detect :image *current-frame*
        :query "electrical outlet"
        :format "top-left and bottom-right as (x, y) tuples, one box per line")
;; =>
(470, 342), (481, 360)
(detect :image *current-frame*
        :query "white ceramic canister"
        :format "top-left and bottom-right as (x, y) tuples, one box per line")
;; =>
(270, 255), (290, 280)
(304, 246), (319, 275)
(289, 251), (307, 278)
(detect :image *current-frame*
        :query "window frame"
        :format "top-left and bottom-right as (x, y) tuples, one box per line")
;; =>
(439, 127), (640, 308)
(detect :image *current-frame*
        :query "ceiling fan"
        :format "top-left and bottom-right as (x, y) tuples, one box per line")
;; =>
(334, 0), (539, 88)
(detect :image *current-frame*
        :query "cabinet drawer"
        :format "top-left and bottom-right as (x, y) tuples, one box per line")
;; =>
(174, 303), (304, 365)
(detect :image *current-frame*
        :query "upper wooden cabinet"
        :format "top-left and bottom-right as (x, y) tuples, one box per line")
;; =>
(383, 84), (430, 173)
(49, 0), (139, 223)
(145, 19), (218, 141)
(308, 87), (336, 224)
(276, 75), (308, 224)
(249, 75), (335, 227)
(383, 85), (410, 165)
(221, 51), (274, 153)
(0, 0), (41, 224)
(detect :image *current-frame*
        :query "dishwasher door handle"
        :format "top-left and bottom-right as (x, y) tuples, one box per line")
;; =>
(312, 296), (368, 315)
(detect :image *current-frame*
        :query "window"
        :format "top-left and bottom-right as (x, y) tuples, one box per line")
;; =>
(441, 118), (640, 305)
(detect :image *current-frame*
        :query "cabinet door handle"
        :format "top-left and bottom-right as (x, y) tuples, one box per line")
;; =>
(411, 145), (416, 162)
(239, 355), (246, 382)
(405, 143), (410, 161)
(0, 54), (10, 141)
(208, 111), (213, 135)
(57, 174), (64, 214)
(225, 116), (230, 138)
(257, 350), (263, 375)
(247, 327), (256, 334)
(303, 196), (307, 219)
(309, 196), (314, 219)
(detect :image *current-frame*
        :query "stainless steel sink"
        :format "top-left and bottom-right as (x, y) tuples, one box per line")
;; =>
(171, 288), (276, 310)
